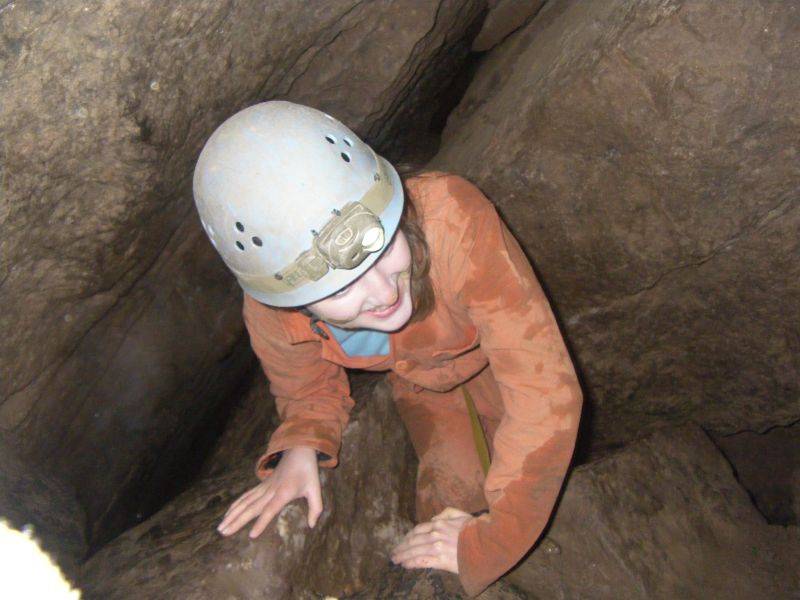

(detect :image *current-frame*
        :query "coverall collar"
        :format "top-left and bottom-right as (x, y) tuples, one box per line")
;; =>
(279, 308), (394, 369)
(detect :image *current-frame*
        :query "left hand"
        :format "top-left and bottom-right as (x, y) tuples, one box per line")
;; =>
(390, 507), (474, 574)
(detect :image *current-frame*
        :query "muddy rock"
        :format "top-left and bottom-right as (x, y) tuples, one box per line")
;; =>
(79, 373), (418, 599)
(348, 566), (527, 600)
(505, 426), (800, 599)
(0, 0), (486, 548)
(430, 0), (800, 449)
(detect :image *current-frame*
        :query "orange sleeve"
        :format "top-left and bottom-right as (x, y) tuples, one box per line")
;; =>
(242, 294), (354, 480)
(445, 176), (583, 596)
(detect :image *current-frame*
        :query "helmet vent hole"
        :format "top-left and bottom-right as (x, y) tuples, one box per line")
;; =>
(235, 241), (245, 251)
(325, 135), (336, 144)
(252, 236), (262, 247)
(340, 152), (351, 163)
(235, 221), (245, 232)
(343, 137), (353, 147)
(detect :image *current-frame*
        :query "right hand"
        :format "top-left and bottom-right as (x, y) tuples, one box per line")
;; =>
(217, 445), (322, 539)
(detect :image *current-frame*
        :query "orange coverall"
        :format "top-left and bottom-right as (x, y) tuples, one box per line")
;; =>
(243, 172), (583, 596)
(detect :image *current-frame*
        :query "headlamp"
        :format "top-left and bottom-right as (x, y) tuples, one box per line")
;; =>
(267, 146), (394, 290)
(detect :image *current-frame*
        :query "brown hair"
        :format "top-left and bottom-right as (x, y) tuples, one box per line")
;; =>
(398, 171), (436, 324)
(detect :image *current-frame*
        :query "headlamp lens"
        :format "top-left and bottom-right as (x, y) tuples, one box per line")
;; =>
(361, 227), (384, 252)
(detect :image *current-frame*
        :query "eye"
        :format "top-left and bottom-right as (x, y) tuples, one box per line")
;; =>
(333, 285), (351, 297)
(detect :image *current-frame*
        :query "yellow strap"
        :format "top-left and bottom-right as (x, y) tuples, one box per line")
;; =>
(462, 385), (491, 476)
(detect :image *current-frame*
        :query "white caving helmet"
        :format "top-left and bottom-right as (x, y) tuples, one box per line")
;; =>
(192, 100), (405, 307)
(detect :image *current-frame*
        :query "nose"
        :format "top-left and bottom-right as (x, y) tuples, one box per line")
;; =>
(359, 263), (398, 311)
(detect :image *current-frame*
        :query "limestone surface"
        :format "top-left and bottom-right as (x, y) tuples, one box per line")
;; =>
(79, 374), (418, 599)
(506, 426), (800, 599)
(430, 0), (800, 449)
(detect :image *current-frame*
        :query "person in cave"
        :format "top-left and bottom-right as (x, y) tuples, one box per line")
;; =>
(193, 100), (582, 596)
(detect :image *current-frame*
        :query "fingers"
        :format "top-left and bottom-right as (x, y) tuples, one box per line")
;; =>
(392, 532), (455, 572)
(219, 486), (267, 533)
(396, 529), (444, 551)
(223, 484), (264, 519)
(407, 520), (436, 536)
(306, 484), (323, 528)
(431, 506), (471, 520)
(394, 538), (446, 563)
(217, 456), (324, 538)
(248, 491), (291, 538)
(218, 487), (274, 536)
(402, 555), (440, 569)
(401, 515), (464, 539)
(393, 522), (447, 559)
(392, 515), (465, 575)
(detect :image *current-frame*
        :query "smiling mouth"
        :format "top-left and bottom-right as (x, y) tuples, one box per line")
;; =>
(365, 294), (402, 318)
(362, 270), (410, 319)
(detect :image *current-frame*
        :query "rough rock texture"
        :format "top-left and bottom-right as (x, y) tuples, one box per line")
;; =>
(0, 0), (486, 548)
(199, 371), (277, 480)
(429, 0), (800, 450)
(0, 441), (86, 584)
(79, 373), (418, 599)
(348, 567), (527, 600)
(505, 426), (800, 599)
(7, 1), (800, 597)
(471, 0), (546, 52)
(715, 420), (800, 525)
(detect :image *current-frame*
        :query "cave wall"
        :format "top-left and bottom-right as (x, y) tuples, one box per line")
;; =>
(79, 374), (419, 600)
(0, 0), (487, 552)
(506, 426), (799, 598)
(2, 0), (799, 596)
(714, 421), (800, 526)
(429, 0), (800, 450)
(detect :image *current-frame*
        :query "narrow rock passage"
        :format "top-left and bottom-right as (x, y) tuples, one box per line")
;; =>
(2, 0), (798, 598)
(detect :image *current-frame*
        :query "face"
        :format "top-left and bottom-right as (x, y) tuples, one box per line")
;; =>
(306, 229), (413, 332)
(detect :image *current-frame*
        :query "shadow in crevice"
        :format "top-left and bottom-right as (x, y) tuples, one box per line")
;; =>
(710, 419), (800, 526)
(85, 335), (257, 557)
